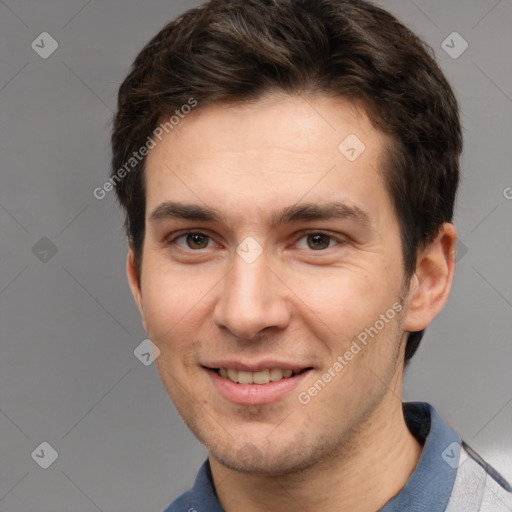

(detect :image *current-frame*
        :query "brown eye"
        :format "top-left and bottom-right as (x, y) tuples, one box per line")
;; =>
(186, 233), (210, 249)
(306, 233), (331, 250)
(170, 231), (217, 251)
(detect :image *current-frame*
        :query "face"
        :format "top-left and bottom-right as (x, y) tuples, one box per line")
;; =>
(128, 94), (417, 475)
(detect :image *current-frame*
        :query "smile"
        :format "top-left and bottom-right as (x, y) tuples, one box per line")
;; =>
(205, 365), (314, 405)
(214, 367), (310, 385)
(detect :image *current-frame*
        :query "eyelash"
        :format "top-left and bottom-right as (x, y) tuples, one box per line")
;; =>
(167, 231), (345, 251)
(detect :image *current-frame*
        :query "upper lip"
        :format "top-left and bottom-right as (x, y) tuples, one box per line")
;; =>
(203, 360), (312, 373)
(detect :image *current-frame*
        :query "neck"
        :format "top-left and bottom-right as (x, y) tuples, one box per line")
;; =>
(210, 375), (423, 512)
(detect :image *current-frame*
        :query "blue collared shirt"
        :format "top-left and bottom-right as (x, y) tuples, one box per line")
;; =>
(163, 402), (511, 512)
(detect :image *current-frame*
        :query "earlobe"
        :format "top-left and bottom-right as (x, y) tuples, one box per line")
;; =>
(126, 248), (147, 332)
(402, 223), (457, 333)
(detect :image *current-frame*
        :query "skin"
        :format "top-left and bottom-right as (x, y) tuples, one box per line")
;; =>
(127, 93), (457, 512)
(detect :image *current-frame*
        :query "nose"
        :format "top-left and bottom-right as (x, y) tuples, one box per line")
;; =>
(213, 251), (290, 340)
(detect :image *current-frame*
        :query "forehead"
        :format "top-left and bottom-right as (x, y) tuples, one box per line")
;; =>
(143, 94), (392, 226)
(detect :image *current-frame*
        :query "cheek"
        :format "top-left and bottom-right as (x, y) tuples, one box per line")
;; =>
(290, 264), (394, 337)
(140, 280), (176, 336)
(139, 268), (223, 371)
(140, 250), (211, 324)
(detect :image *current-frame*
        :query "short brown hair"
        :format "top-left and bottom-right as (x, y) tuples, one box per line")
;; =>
(111, 0), (462, 363)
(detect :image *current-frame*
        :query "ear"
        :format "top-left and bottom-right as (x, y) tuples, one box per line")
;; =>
(402, 223), (457, 333)
(126, 247), (148, 333)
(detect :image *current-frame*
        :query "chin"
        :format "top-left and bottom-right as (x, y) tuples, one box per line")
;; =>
(212, 447), (313, 475)
(204, 429), (337, 477)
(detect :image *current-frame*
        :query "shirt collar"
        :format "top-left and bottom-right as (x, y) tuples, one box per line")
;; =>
(379, 401), (460, 511)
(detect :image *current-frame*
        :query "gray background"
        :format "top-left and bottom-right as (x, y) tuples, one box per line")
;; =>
(0, 0), (510, 510)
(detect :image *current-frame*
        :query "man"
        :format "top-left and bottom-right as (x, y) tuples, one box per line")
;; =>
(110, 0), (512, 510)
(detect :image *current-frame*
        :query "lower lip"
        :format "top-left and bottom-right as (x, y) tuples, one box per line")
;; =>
(206, 368), (312, 405)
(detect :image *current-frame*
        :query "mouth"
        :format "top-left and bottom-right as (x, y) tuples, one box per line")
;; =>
(202, 361), (315, 405)
(205, 365), (314, 405)
(209, 367), (313, 385)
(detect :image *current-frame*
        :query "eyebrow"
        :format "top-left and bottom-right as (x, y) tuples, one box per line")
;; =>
(149, 201), (372, 227)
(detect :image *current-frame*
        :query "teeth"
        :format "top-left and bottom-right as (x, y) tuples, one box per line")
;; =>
(270, 368), (284, 381)
(237, 371), (253, 385)
(217, 368), (298, 384)
(253, 370), (270, 384)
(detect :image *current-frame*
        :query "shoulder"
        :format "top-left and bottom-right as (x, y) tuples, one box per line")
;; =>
(446, 441), (512, 512)
(162, 490), (195, 512)
(161, 460), (222, 512)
